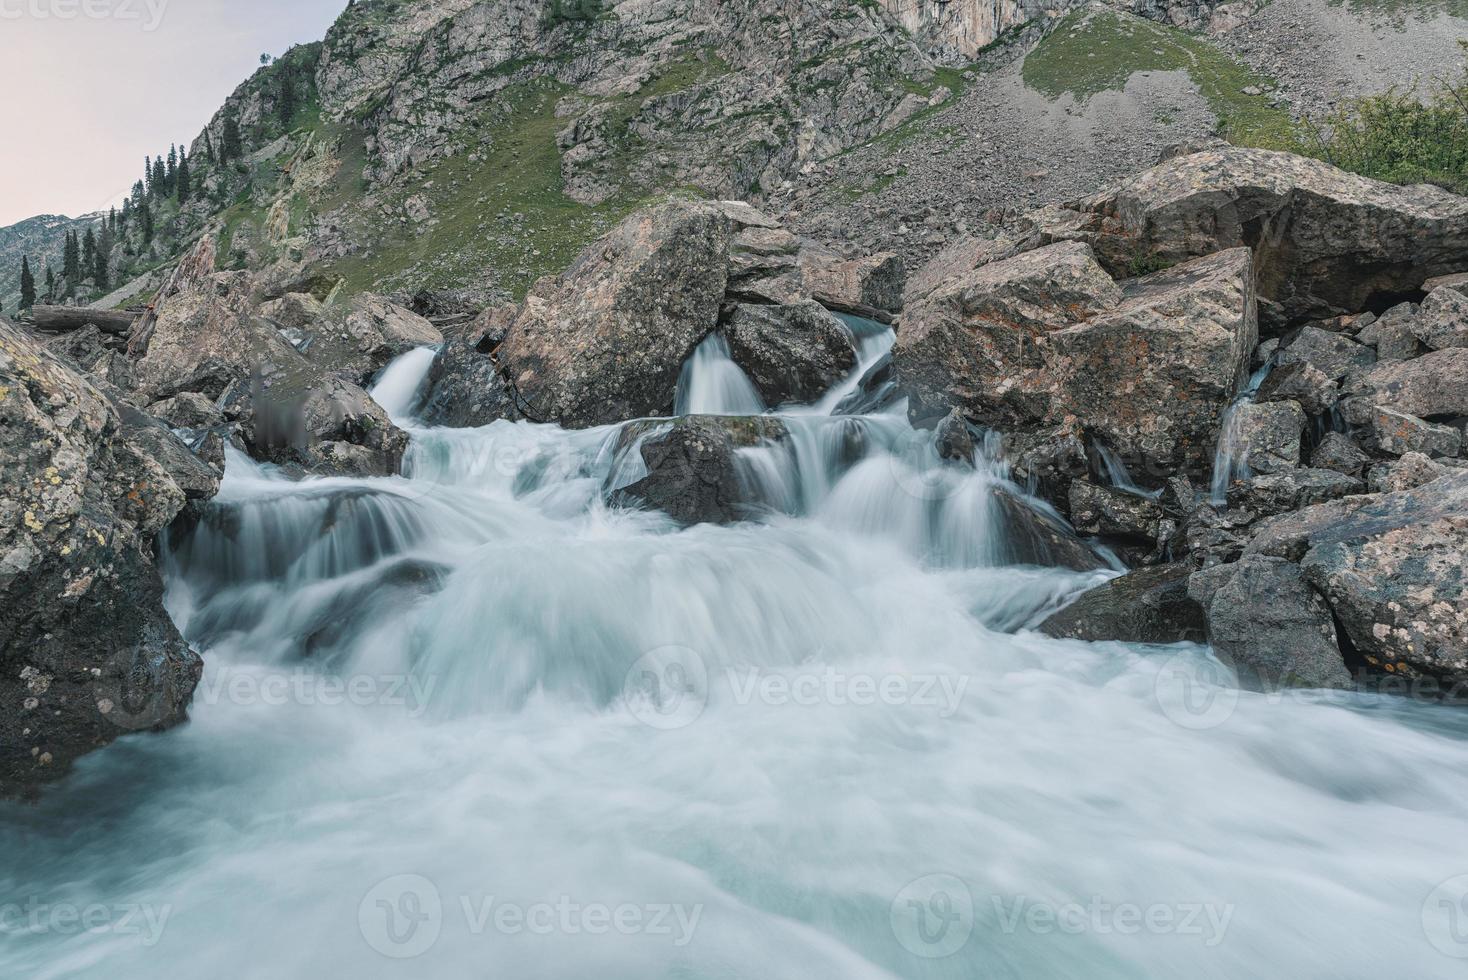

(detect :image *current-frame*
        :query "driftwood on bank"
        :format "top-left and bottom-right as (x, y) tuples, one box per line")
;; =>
(29, 305), (140, 337)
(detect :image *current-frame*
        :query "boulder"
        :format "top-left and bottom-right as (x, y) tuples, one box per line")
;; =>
(1296, 473), (1468, 685)
(0, 320), (208, 796)
(1039, 563), (1206, 645)
(990, 489), (1108, 572)
(1188, 556), (1351, 689)
(1367, 453), (1457, 493)
(723, 301), (857, 406)
(1410, 284), (1468, 351)
(496, 200), (754, 427)
(1275, 326), (1376, 381)
(1225, 400), (1306, 475)
(1229, 467), (1365, 516)
(294, 293), (443, 385)
(611, 415), (789, 526)
(1310, 431), (1370, 477)
(1361, 404), (1462, 458)
(1349, 348), (1468, 421)
(1072, 146), (1468, 320)
(896, 243), (1257, 484)
(1068, 480), (1163, 541)
(1255, 361), (1337, 416)
(130, 265), (408, 478)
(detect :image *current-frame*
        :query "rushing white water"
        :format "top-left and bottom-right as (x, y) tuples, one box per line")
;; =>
(5, 332), (1468, 980)
(674, 333), (767, 416)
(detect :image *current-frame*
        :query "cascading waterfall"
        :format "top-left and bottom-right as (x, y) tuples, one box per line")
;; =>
(5, 326), (1468, 980)
(1209, 359), (1276, 505)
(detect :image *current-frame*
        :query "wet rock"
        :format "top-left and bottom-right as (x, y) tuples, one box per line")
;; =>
(1348, 348), (1468, 420)
(1410, 284), (1468, 351)
(1188, 556), (1351, 689)
(1229, 467), (1365, 516)
(1039, 563), (1206, 645)
(1255, 360), (1337, 416)
(611, 415), (789, 526)
(723, 301), (857, 406)
(497, 201), (751, 427)
(1229, 400), (1305, 474)
(990, 489), (1108, 572)
(1073, 146), (1468, 320)
(1276, 326), (1375, 381)
(934, 407), (977, 464)
(1068, 480), (1163, 541)
(0, 319), (207, 796)
(1310, 431), (1369, 477)
(1361, 404), (1462, 458)
(418, 341), (518, 429)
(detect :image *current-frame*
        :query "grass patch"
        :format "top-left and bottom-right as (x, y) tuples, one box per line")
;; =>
(1021, 9), (1301, 149)
(320, 80), (646, 300)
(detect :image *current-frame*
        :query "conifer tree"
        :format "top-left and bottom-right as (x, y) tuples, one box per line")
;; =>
(62, 230), (80, 282)
(278, 74), (298, 127)
(222, 116), (243, 162)
(177, 148), (192, 205)
(19, 256), (35, 311)
(81, 228), (96, 278)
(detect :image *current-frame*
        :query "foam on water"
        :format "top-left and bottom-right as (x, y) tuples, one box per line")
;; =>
(5, 335), (1468, 979)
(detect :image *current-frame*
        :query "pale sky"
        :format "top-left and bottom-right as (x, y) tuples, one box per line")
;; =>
(0, 0), (348, 226)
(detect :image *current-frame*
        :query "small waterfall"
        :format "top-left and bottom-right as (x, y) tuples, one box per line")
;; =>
(1209, 358), (1275, 505)
(674, 333), (767, 416)
(368, 345), (439, 425)
(1094, 441), (1163, 500)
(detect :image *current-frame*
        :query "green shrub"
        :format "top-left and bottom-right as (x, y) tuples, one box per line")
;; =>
(1308, 44), (1468, 194)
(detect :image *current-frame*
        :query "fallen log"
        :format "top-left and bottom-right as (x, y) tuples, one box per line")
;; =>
(30, 305), (139, 336)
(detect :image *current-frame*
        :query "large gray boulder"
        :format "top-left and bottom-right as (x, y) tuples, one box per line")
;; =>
(896, 243), (1257, 484)
(130, 252), (407, 477)
(1348, 348), (1468, 421)
(611, 415), (789, 526)
(1188, 556), (1352, 689)
(496, 201), (753, 427)
(1039, 563), (1206, 645)
(723, 302), (857, 407)
(1072, 147), (1468, 320)
(1, 320), (209, 796)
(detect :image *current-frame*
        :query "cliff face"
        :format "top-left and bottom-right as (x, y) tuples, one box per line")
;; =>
(2, 0), (1264, 309)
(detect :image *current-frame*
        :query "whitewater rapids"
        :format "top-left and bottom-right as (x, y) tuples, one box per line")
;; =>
(3, 324), (1467, 980)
